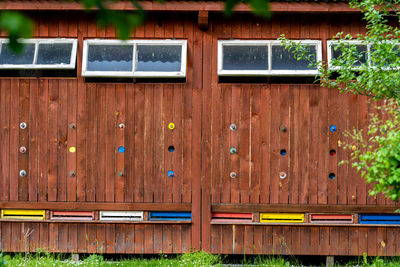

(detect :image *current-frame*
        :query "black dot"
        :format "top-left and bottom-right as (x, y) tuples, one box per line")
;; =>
(329, 149), (336, 156)
(329, 173), (336, 180)
(280, 149), (287, 156)
(168, 146), (175, 152)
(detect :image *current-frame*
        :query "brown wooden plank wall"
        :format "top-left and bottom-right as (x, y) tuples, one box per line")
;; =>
(0, 222), (191, 254)
(210, 225), (400, 256)
(0, 11), (200, 254)
(0, 11), (399, 256)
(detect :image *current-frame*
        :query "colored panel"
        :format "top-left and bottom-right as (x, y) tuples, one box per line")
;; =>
(1, 209), (45, 220)
(260, 213), (304, 223)
(211, 213), (253, 222)
(359, 214), (400, 225)
(99, 211), (143, 221)
(50, 211), (94, 221)
(149, 212), (192, 221)
(310, 214), (353, 224)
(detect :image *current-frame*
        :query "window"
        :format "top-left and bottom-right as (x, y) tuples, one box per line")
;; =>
(327, 40), (368, 69)
(328, 40), (400, 69)
(82, 39), (187, 77)
(218, 40), (321, 76)
(0, 39), (77, 69)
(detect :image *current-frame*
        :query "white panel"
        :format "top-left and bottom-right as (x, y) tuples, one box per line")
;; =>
(99, 211), (144, 221)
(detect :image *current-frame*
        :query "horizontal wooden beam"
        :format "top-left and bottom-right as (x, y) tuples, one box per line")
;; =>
(210, 222), (400, 227)
(0, 1), (357, 13)
(212, 204), (400, 213)
(0, 202), (191, 211)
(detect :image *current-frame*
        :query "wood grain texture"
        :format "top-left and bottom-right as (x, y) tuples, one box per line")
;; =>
(0, 11), (397, 257)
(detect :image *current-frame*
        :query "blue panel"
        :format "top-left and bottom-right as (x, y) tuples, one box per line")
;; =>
(149, 211), (192, 221)
(359, 214), (400, 224)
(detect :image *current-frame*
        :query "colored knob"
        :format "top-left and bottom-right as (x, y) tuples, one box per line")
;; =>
(167, 170), (174, 177)
(19, 146), (27, 154)
(118, 170), (124, 177)
(118, 146), (125, 153)
(168, 123), (175, 130)
(329, 173), (336, 180)
(279, 125), (287, 132)
(118, 123), (125, 129)
(230, 172), (237, 178)
(330, 125), (337, 132)
(279, 172), (287, 179)
(168, 146), (175, 152)
(69, 122), (77, 129)
(69, 146), (76, 153)
(329, 149), (336, 156)
(230, 124), (237, 131)
(69, 171), (76, 177)
(229, 147), (237, 154)
(280, 149), (287, 156)
(19, 170), (27, 177)
(19, 122), (27, 130)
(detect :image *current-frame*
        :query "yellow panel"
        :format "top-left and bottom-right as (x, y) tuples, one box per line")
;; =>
(260, 213), (304, 223)
(1, 209), (45, 220)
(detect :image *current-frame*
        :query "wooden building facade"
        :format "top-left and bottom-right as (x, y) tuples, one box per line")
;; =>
(0, 0), (399, 256)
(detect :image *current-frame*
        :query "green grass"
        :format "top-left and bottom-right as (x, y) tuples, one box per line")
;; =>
(2, 251), (400, 266)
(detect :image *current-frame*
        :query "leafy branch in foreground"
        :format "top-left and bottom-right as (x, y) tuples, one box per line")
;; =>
(280, 0), (400, 202)
(339, 100), (400, 201)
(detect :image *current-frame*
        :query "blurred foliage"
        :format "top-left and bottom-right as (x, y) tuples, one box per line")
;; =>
(0, 0), (270, 53)
(280, 0), (400, 202)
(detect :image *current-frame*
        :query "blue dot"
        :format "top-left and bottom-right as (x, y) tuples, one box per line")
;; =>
(329, 173), (336, 180)
(330, 125), (337, 132)
(167, 170), (174, 177)
(280, 149), (287, 156)
(118, 146), (125, 153)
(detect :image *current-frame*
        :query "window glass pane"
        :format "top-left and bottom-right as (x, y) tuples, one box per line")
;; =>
(0, 43), (35, 65)
(136, 45), (181, 72)
(331, 44), (367, 66)
(223, 45), (268, 70)
(87, 45), (133, 71)
(37, 43), (73, 65)
(272, 45), (316, 70)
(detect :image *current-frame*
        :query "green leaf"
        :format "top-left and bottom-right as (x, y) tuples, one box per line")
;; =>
(0, 11), (33, 53)
(249, 0), (270, 18)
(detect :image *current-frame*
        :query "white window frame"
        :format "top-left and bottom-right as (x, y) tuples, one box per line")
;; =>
(82, 39), (187, 78)
(327, 40), (368, 70)
(218, 40), (322, 76)
(0, 38), (77, 69)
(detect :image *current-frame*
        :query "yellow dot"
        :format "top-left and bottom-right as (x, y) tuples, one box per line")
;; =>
(352, 145), (357, 151)
(69, 146), (76, 153)
(168, 123), (175, 130)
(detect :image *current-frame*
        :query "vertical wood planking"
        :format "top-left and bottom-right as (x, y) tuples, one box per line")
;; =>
(115, 84), (125, 202)
(133, 86), (145, 203)
(67, 80), (78, 202)
(279, 84), (289, 204)
(124, 84), (134, 202)
(28, 80), (39, 201)
(105, 84), (116, 202)
(96, 84), (106, 202)
(38, 80), (49, 201)
(240, 85), (250, 204)
(57, 80), (68, 202)
(250, 85), (261, 204)
(0, 80), (11, 201)
(48, 80), (58, 201)
(18, 80), (29, 201)
(260, 85), (271, 204)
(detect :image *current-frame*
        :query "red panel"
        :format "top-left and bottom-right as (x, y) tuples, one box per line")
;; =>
(211, 213), (253, 222)
(50, 211), (94, 221)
